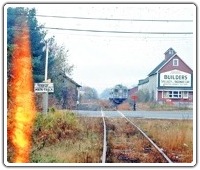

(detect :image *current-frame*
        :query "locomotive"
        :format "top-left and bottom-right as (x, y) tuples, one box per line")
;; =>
(109, 84), (128, 105)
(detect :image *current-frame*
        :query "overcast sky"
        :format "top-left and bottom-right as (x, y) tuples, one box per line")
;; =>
(6, 3), (196, 94)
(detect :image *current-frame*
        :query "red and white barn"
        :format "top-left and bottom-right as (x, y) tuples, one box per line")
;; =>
(136, 48), (193, 106)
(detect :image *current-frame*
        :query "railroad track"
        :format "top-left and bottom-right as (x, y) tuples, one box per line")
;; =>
(101, 110), (173, 163)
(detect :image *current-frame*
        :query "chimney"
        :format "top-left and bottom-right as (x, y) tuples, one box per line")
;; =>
(164, 48), (176, 60)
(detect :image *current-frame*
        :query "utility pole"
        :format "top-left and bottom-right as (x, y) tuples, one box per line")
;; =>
(43, 41), (49, 114)
(45, 41), (48, 81)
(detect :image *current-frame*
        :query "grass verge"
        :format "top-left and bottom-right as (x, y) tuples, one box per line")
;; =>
(30, 112), (103, 163)
(131, 118), (193, 162)
(7, 110), (193, 163)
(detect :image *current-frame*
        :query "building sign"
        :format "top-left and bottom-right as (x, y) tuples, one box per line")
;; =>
(160, 69), (191, 87)
(34, 83), (54, 93)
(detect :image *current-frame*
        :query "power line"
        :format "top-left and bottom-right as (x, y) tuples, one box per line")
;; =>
(43, 26), (193, 35)
(36, 14), (193, 22)
(45, 31), (193, 39)
(11, 26), (193, 36)
(12, 26), (193, 35)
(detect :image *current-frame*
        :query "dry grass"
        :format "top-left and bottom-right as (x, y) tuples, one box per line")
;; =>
(29, 113), (103, 163)
(9, 110), (192, 163)
(131, 119), (193, 163)
(100, 101), (192, 111)
(31, 134), (102, 163)
(117, 102), (132, 110)
(137, 102), (192, 111)
(106, 118), (166, 163)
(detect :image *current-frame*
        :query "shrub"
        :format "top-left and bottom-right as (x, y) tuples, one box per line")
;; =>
(31, 111), (80, 153)
(136, 89), (150, 102)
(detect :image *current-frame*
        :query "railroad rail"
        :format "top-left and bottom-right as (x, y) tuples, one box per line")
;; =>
(101, 110), (107, 163)
(101, 109), (173, 163)
(117, 110), (173, 163)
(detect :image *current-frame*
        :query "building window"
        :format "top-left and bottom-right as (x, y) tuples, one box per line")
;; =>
(169, 49), (174, 55)
(182, 91), (188, 99)
(163, 91), (169, 98)
(173, 59), (179, 66)
(163, 91), (182, 98)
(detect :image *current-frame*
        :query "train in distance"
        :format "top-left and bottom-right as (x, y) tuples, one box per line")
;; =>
(109, 84), (128, 105)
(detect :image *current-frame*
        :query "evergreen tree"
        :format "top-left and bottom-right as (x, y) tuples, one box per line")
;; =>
(7, 7), (46, 82)
(7, 7), (74, 103)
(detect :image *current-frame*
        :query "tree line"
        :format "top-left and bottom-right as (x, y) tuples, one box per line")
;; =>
(7, 7), (74, 109)
(7, 7), (101, 109)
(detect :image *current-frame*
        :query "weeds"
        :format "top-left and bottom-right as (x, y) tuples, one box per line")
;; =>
(106, 118), (166, 163)
(132, 119), (193, 162)
(138, 102), (192, 111)
(7, 110), (193, 163)
(29, 112), (103, 163)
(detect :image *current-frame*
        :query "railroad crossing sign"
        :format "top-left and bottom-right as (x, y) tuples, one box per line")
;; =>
(34, 83), (54, 93)
(131, 95), (138, 101)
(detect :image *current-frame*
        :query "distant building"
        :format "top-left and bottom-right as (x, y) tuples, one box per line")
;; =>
(129, 86), (138, 97)
(135, 48), (193, 106)
(62, 75), (81, 109)
(138, 77), (149, 91)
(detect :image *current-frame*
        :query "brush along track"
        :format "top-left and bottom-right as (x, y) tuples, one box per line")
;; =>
(101, 110), (173, 163)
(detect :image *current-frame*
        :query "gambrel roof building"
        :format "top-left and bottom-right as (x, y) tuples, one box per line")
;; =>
(137, 48), (193, 107)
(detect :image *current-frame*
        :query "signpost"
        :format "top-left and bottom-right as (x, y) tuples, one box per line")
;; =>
(131, 95), (138, 101)
(34, 41), (52, 114)
(131, 95), (138, 111)
(34, 82), (54, 114)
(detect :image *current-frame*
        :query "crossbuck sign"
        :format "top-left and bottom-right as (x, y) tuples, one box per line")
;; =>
(34, 83), (54, 93)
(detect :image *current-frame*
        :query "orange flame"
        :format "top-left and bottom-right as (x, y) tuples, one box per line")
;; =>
(8, 19), (36, 163)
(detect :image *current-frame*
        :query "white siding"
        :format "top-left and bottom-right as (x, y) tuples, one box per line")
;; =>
(148, 74), (157, 101)
(138, 82), (149, 91)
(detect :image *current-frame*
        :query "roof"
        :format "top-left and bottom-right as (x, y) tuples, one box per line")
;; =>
(129, 86), (138, 95)
(138, 77), (149, 85)
(148, 47), (177, 76)
(63, 75), (82, 87)
(148, 59), (168, 76)
(164, 47), (176, 55)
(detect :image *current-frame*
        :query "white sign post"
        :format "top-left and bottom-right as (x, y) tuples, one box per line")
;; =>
(34, 83), (54, 93)
(34, 42), (53, 114)
(43, 42), (49, 114)
(34, 82), (54, 114)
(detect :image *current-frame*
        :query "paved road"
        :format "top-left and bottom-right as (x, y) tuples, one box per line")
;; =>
(73, 110), (193, 120)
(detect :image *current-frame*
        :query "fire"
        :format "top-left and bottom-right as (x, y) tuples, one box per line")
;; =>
(8, 19), (36, 163)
